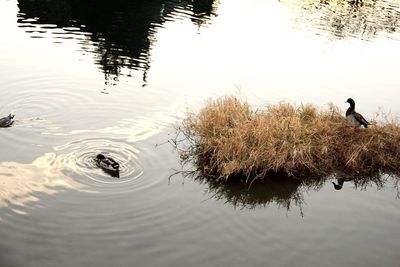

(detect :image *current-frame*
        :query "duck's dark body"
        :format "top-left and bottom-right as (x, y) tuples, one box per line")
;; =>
(0, 114), (15, 127)
(345, 98), (369, 128)
(95, 154), (120, 172)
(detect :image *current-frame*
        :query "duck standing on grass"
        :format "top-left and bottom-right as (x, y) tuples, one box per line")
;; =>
(95, 154), (120, 173)
(0, 114), (15, 127)
(345, 98), (370, 130)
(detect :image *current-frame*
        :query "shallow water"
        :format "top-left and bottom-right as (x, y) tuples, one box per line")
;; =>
(1, 0), (400, 266)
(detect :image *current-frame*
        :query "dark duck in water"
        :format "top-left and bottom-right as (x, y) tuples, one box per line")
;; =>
(345, 98), (369, 130)
(95, 154), (120, 172)
(0, 114), (15, 127)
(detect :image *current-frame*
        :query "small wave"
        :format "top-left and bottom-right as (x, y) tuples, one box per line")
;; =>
(53, 138), (145, 190)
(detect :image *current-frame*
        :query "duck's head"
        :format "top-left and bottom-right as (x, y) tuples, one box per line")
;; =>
(96, 154), (106, 160)
(345, 98), (355, 107)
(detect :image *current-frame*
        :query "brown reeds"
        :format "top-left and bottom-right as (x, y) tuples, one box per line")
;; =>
(174, 96), (400, 182)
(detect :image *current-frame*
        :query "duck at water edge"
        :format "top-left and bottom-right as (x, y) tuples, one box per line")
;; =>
(0, 114), (15, 127)
(345, 98), (370, 131)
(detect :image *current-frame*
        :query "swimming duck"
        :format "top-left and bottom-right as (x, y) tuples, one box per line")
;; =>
(95, 154), (120, 172)
(0, 114), (15, 127)
(345, 98), (369, 129)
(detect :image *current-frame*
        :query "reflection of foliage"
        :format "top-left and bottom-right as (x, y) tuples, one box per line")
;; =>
(17, 0), (218, 83)
(199, 173), (305, 211)
(295, 0), (400, 40)
(173, 166), (400, 213)
(172, 137), (400, 214)
(192, 0), (219, 27)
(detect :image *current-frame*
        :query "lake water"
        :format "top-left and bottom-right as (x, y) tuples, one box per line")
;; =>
(1, 0), (400, 266)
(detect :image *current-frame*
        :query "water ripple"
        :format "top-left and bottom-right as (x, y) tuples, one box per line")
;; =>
(53, 138), (147, 191)
(0, 76), (94, 117)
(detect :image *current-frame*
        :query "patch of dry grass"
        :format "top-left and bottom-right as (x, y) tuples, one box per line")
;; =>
(174, 96), (400, 182)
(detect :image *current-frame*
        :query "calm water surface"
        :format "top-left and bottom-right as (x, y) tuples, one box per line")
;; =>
(1, 0), (400, 266)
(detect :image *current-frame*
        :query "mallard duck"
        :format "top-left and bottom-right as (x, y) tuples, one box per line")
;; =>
(345, 98), (369, 129)
(0, 114), (15, 127)
(95, 154), (120, 172)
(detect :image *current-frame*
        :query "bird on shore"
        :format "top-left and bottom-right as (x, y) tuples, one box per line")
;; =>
(345, 98), (369, 130)
(95, 154), (120, 172)
(0, 114), (15, 127)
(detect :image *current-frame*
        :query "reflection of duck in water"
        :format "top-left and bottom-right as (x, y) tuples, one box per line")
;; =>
(0, 114), (15, 127)
(95, 154), (120, 176)
(345, 98), (370, 130)
(332, 178), (353, 190)
(332, 179), (344, 190)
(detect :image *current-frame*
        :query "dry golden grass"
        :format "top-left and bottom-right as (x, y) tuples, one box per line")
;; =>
(174, 96), (400, 181)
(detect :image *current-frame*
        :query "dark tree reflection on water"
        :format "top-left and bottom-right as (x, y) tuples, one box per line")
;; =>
(176, 168), (400, 214)
(17, 0), (218, 85)
(201, 175), (306, 213)
(16, 0), (400, 87)
(292, 0), (400, 40)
